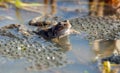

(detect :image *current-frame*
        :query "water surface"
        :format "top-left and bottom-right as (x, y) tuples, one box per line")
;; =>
(0, 0), (119, 73)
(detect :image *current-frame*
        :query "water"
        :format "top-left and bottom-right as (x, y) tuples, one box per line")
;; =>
(0, 0), (120, 73)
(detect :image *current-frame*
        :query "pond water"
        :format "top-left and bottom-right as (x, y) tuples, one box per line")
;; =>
(0, 0), (120, 73)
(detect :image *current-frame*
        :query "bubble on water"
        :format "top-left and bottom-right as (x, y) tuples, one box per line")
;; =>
(17, 46), (21, 51)
(46, 56), (50, 60)
(37, 48), (41, 52)
(52, 56), (55, 60)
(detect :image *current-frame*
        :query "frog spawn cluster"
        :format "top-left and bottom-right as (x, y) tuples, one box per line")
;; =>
(70, 16), (120, 40)
(0, 24), (67, 70)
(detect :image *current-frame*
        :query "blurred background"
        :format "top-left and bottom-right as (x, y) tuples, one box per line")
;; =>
(0, 0), (120, 73)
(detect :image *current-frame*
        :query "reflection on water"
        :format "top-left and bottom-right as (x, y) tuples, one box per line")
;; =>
(89, 0), (120, 16)
(93, 40), (116, 58)
(43, 0), (57, 16)
(52, 36), (72, 52)
(15, 8), (24, 24)
(0, 0), (120, 73)
(92, 40), (120, 73)
(92, 40), (120, 58)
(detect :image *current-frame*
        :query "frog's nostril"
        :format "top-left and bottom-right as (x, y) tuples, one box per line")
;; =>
(64, 20), (67, 22)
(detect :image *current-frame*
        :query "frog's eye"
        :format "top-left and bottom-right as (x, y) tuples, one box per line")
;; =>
(63, 23), (67, 26)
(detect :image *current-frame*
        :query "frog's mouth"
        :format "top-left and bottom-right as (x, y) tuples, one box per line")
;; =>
(57, 20), (71, 36)
(59, 28), (71, 36)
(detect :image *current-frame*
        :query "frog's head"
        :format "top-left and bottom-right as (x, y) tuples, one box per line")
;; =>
(52, 20), (71, 38)
(56, 20), (71, 32)
(59, 20), (71, 29)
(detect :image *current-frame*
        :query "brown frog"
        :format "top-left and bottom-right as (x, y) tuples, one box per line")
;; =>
(33, 20), (78, 39)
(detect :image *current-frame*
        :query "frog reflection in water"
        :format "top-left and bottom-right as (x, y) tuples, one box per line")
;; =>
(92, 40), (120, 73)
(26, 36), (72, 70)
(27, 19), (76, 70)
(27, 23), (73, 70)
(31, 19), (79, 51)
